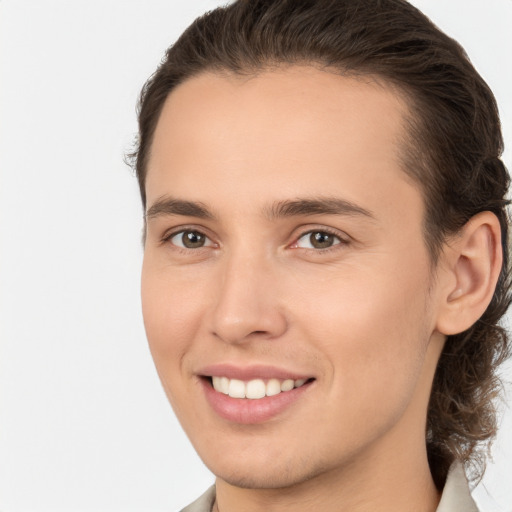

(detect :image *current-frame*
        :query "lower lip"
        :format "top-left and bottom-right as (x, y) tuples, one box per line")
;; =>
(201, 378), (313, 424)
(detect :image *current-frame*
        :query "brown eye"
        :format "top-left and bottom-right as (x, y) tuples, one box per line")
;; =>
(169, 230), (213, 249)
(296, 231), (342, 249)
(310, 232), (335, 248)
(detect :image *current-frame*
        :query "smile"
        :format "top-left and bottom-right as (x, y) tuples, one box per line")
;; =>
(198, 364), (315, 423)
(211, 376), (308, 399)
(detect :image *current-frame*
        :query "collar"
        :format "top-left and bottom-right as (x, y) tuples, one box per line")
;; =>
(435, 462), (479, 512)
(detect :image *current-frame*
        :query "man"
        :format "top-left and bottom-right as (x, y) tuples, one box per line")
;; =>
(129, 1), (510, 510)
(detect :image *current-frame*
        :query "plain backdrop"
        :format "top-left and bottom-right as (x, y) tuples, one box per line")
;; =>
(0, 1), (511, 511)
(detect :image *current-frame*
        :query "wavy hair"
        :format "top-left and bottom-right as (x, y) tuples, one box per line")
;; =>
(129, 0), (511, 487)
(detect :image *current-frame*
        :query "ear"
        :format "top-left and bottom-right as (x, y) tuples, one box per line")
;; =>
(435, 211), (503, 336)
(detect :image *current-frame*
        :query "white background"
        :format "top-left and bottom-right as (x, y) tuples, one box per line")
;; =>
(0, 1), (511, 511)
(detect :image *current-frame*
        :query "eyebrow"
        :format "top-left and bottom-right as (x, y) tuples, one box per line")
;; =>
(146, 197), (215, 220)
(145, 195), (374, 222)
(264, 197), (375, 221)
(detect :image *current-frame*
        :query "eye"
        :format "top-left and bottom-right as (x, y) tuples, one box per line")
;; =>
(168, 230), (215, 249)
(295, 230), (343, 250)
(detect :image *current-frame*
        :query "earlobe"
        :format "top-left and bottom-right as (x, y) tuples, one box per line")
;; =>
(436, 211), (503, 336)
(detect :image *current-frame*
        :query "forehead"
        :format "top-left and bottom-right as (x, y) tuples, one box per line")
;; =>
(146, 66), (420, 224)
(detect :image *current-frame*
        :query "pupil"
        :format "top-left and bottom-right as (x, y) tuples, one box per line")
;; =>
(311, 232), (333, 249)
(183, 231), (205, 248)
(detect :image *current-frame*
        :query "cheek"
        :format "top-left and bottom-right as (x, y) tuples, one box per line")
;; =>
(140, 259), (214, 424)
(296, 260), (432, 410)
(140, 260), (206, 370)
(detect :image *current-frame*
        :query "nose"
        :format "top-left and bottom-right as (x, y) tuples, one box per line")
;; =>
(210, 252), (288, 345)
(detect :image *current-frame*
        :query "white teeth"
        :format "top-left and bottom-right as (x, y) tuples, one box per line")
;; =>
(228, 379), (246, 398)
(220, 376), (229, 394)
(281, 379), (294, 392)
(213, 376), (231, 394)
(212, 376), (222, 392)
(246, 379), (266, 399)
(266, 378), (282, 396)
(211, 376), (309, 399)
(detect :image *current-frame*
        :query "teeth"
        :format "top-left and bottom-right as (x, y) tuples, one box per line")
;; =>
(220, 376), (229, 394)
(212, 376), (221, 391)
(281, 379), (294, 392)
(211, 376), (309, 399)
(246, 379), (266, 399)
(266, 378), (281, 397)
(228, 379), (246, 398)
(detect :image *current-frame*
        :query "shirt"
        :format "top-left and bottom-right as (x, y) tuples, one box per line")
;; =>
(180, 462), (478, 512)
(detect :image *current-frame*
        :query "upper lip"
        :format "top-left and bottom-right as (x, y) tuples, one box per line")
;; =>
(197, 363), (313, 381)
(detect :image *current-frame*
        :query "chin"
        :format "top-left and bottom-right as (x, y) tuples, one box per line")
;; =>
(219, 472), (288, 490)
(215, 467), (312, 490)
(203, 450), (333, 490)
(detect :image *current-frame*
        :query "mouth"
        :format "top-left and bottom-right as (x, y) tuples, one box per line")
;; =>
(199, 370), (315, 424)
(207, 376), (313, 399)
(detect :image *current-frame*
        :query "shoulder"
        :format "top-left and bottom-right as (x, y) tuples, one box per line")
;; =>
(180, 486), (216, 512)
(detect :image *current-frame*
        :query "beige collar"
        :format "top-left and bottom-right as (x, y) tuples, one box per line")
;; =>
(436, 462), (479, 512)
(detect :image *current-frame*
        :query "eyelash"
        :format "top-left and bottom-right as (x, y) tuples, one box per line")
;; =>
(292, 228), (349, 253)
(161, 226), (216, 253)
(161, 226), (350, 254)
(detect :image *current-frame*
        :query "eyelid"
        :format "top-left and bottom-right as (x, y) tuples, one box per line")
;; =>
(159, 224), (350, 252)
(161, 226), (217, 249)
(289, 226), (351, 250)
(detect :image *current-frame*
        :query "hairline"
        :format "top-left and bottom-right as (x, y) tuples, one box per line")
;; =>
(141, 62), (445, 266)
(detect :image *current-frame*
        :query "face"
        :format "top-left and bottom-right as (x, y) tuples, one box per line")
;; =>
(141, 67), (446, 489)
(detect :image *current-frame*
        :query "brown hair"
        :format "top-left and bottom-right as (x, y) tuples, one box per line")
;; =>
(129, 0), (511, 487)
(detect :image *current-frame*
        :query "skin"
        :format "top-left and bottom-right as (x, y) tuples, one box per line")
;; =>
(141, 66), (499, 512)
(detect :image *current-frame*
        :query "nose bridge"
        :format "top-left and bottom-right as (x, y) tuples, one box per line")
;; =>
(210, 244), (286, 344)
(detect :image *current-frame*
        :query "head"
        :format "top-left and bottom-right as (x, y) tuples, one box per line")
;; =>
(131, 0), (510, 489)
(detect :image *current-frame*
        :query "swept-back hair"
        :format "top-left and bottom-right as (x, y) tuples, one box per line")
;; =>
(129, 0), (510, 487)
